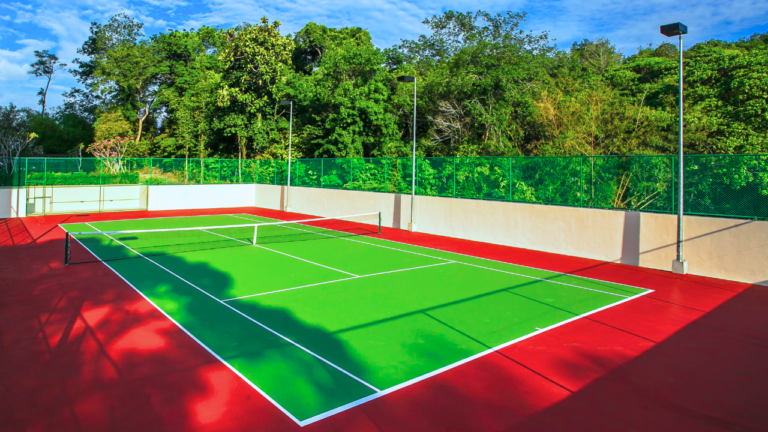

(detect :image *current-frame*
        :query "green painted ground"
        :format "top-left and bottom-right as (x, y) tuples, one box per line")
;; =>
(61, 214), (650, 424)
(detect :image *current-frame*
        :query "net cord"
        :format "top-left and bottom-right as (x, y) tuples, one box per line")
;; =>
(66, 212), (380, 236)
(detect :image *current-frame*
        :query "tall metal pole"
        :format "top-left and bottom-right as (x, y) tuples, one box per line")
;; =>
(410, 78), (417, 231)
(675, 34), (686, 270)
(660, 22), (687, 274)
(285, 101), (293, 211)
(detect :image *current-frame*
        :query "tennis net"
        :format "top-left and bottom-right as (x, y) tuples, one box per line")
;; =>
(64, 212), (382, 265)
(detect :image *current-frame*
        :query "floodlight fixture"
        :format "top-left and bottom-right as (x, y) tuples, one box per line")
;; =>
(660, 22), (688, 37)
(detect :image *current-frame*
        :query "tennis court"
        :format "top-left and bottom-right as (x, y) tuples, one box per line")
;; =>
(60, 212), (652, 426)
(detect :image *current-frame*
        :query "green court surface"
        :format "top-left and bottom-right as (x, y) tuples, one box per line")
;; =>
(61, 214), (652, 425)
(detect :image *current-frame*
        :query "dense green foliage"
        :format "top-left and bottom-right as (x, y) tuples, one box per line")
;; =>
(4, 11), (768, 159)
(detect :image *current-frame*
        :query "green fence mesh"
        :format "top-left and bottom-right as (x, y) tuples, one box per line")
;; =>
(3, 155), (766, 220)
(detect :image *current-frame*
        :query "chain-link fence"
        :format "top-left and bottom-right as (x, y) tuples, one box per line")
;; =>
(3, 155), (766, 220)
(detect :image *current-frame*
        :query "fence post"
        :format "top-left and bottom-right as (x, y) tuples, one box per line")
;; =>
(671, 156), (676, 213)
(43, 158), (47, 215)
(384, 158), (388, 193)
(580, 156), (584, 207)
(415, 157), (418, 196)
(508, 157), (512, 201)
(453, 157), (456, 198)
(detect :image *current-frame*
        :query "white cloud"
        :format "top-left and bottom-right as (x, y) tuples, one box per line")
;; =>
(0, 39), (55, 80)
(141, 0), (189, 7)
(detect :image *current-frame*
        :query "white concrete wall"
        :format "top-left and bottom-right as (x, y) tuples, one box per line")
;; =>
(639, 213), (768, 284)
(255, 184), (412, 229)
(254, 184), (283, 211)
(0, 188), (11, 218)
(148, 184), (255, 211)
(17, 185), (147, 215)
(101, 185), (146, 211)
(253, 185), (768, 286)
(10, 188), (26, 217)
(5, 181), (765, 285)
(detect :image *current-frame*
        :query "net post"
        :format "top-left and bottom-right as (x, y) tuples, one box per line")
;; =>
(64, 232), (70, 266)
(378, 212), (382, 234)
(252, 224), (258, 245)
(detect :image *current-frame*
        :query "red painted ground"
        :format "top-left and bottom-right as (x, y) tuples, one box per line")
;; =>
(1, 208), (766, 432)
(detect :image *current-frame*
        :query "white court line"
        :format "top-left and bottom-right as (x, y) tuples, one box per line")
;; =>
(62, 226), (305, 425)
(66, 214), (655, 425)
(223, 262), (455, 302)
(81, 223), (381, 394)
(229, 214), (635, 298)
(200, 229), (357, 277)
(456, 262), (629, 298)
(230, 213), (651, 295)
(297, 288), (654, 426)
(62, 212), (244, 225)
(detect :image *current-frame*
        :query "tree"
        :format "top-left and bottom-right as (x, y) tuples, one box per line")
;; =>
(286, 29), (401, 157)
(93, 110), (134, 141)
(28, 50), (67, 115)
(0, 103), (39, 173)
(93, 39), (167, 143)
(66, 13), (145, 121)
(390, 11), (556, 156)
(292, 23), (370, 74)
(87, 137), (132, 173)
(218, 18), (294, 157)
(153, 27), (227, 158)
(569, 38), (623, 75)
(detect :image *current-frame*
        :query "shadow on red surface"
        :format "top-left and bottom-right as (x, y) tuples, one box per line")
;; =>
(0, 208), (765, 432)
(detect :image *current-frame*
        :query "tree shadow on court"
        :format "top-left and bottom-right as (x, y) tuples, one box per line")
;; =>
(103, 251), (382, 424)
(6, 217), (766, 432)
(1, 218), (640, 432)
(2, 226), (365, 431)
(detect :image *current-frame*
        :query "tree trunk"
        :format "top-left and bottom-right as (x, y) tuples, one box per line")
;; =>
(41, 76), (52, 115)
(136, 105), (150, 144)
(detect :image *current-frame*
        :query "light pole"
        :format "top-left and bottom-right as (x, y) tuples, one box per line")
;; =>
(279, 100), (293, 212)
(660, 22), (688, 275)
(397, 75), (417, 231)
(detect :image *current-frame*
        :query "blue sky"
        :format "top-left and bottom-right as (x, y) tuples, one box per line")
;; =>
(1, 0), (766, 110)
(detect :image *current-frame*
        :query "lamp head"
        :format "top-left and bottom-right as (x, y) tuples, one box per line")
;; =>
(278, 100), (292, 105)
(660, 23), (688, 37)
(397, 76), (415, 83)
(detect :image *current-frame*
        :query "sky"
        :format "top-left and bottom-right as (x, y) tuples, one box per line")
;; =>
(1, 0), (766, 111)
